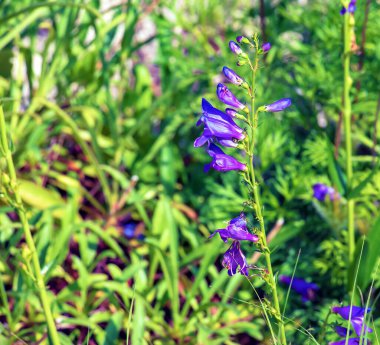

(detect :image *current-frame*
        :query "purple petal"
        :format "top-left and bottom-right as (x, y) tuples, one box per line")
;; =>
(264, 98), (292, 112)
(229, 41), (242, 55)
(222, 66), (245, 86)
(262, 42), (271, 52)
(217, 83), (246, 110)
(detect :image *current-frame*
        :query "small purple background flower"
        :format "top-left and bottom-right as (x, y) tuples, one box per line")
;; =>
(312, 183), (339, 201)
(279, 275), (319, 302)
(262, 42), (271, 52)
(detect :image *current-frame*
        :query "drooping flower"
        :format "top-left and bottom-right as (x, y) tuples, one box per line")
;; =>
(209, 213), (258, 243)
(262, 42), (271, 52)
(222, 241), (249, 276)
(222, 66), (245, 86)
(229, 40), (242, 55)
(312, 183), (339, 201)
(332, 306), (373, 337)
(194, 99), (245, 148)
(264, 98), (292, 112)
(340, 0), (357, 15)
(204, 144), (247, 172)
(279, 275), (319, 302)
(217, 83), (246, 110)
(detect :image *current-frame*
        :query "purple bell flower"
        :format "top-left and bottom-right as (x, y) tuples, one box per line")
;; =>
(264, 98), (292, 112)
(209, 213), (258, 243)
(312, 183), (339, 201)
(332, 306), (373, 337)
(195, 99), (245, 145)
(204, 144), (247, 172)
(279, 275), (319, 302)
(222, 66), (245, 86)
(217, 83), (246, 110)
(194, 128), (238, 148)
(229, 40), (242, 55)
(262, 42), (271, 52)
(222, 241), (249, 276)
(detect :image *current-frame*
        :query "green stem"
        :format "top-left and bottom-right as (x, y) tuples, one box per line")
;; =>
(0, 106), (60, 344)
(343, 9), (355, 265)
(246, 42), (286, 345)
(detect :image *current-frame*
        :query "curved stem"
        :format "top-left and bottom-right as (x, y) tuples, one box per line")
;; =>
(246, 41), (287, 344)
(0, 106), (60, 345)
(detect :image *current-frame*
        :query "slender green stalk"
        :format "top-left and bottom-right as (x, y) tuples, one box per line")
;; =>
(342, 4), (355, 264)
(0, 106), (61, 345)
(245, 38), (287, 345)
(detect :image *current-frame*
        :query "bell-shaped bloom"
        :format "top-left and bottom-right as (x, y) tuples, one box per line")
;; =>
(222, 66), (245, 86)
(196, 99), (245, 142)
(229, 40), (242, 55)
(332, 306), (373, 337)
(279, 275), (319, 302)
(264, 98), (292, 112)
(209, 213), (258, 243)
(194, 128), (238, 148)
(262, 42), (271, 52)
(222, 241), (249, 276)
(217, 83), (246, 110)
(204, 144), (246, 172)
(312, 183), (339, 201)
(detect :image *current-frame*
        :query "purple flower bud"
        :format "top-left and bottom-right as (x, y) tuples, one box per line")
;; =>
(225, 108), (237, 117)
(279, 275), (319, 302)
(264, 98), (291, 112)
(340, 0), (356, 15)
(217, 83), (246, 110)
(222, 241), (249, 276)
(209, 213), (258, 243)
(262, 42), (271, 52)
(236, 36), (244, 43)
(236, 35), (249, 44)
(312, 183), (339, 201)
(229, 41), (242, 55)
(204, 144), (246, 172)
(222, 66), (245, 86)
(332, 306), (373, 337)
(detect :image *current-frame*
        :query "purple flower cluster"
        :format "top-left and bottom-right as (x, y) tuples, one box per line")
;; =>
(210, 213), (258, 276)
(194, 40), (250, 172)
(279, 275), (319, 302)
(330, 306), (372, 344)
(340, 0), (357, 15)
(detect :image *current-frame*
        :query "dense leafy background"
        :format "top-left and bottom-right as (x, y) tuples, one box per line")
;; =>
(0, 0), (379, 344)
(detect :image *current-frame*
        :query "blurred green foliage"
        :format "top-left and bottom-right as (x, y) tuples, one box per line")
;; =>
(0, 0), (379, 344)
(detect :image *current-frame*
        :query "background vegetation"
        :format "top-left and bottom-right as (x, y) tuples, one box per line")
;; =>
(0, 0), (379, 344)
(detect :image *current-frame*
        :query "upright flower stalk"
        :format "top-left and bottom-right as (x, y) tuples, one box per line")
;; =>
(342, 0), (355, 265)
(194, 34), (291, 344)
(0, 106), (60, 345)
